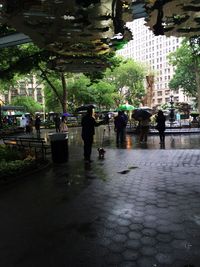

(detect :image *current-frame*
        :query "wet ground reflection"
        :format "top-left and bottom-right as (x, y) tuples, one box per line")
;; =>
(44, 126), (200, 150)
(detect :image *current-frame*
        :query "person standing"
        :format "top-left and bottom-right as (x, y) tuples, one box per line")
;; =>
(25, 116), (31, 134)
(139, 117), (151, 143)
(35, 115), (41, 137)
(54, 114), (61, 132)
(155, 110), (166, 144)
(81, 107), (105, 163)
(114, 111), (128, 145)
(60, 116), (68, 132)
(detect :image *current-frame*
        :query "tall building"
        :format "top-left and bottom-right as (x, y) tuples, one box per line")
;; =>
(4, 75), (44, 108)
(117, 18), (192, 108)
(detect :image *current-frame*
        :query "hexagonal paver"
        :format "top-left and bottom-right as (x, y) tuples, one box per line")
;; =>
(126, 239), (142, 249)
(123, 249), (139, 261)
(156, 233), (173, 243)
(156, 253), (175, 265)
(141, 246), (157, 256)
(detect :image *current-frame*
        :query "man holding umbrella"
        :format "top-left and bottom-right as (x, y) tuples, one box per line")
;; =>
(81, 105), (106, 163)
(132, 108), (152, 143)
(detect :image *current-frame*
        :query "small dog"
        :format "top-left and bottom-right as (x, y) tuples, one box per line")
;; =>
(97, 147), (106, 159)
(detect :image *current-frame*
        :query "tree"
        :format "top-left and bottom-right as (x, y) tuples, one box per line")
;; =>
(0, 24), (146, 112)
(0, 42), (70, 112)
(103, 58), (146, 107)
(67, 74), (94, 110)
(11, 96), (42, 114)
(89, 80), (117, 110)
(168, 37), (200, 112)
(0, 23), (82, 112)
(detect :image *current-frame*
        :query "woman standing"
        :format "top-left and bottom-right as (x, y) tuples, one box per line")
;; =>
(155, 110), (166, 144)
(60, 116), (68, 132)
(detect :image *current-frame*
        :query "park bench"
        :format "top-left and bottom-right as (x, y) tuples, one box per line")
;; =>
(3, 136), (50, 160)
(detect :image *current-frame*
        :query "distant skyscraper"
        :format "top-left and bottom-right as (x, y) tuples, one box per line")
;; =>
(117, 18), (192, 107)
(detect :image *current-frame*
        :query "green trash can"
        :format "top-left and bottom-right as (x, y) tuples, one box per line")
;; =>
(48, 133), (68, 163)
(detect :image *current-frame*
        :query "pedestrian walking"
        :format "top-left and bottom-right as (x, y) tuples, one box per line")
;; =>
(155, 110), (166, 144)
(114, 111), (128, 145)
(81, 107), (105, 163)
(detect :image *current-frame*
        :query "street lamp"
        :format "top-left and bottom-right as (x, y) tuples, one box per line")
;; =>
(169, 95), (175, 126)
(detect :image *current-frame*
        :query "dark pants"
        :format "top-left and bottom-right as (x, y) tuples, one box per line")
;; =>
(55, 125), (60, 132)
(139, 126), (149, 142)
(116, 128), (125, 144)
(82, 136), (93, 160)
(159, 130), (165, 143)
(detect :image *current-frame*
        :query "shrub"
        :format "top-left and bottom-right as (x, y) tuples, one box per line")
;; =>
(0, 145), (22, 161)
(0, 146), (36, 182)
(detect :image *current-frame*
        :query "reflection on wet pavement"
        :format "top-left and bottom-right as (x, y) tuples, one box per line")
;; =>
(44, 126), (200, 150)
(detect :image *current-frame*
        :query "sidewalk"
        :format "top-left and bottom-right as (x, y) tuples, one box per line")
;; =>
(0, 127), (200, 267)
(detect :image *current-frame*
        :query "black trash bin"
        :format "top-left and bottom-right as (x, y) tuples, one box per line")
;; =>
(48, 133), (68, 163)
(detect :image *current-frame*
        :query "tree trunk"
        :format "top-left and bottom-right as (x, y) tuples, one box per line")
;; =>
(194, 58), (200, 113)
(196, 72), (200, 114)
(39, 67), (62, 101)
(39, 66), (67, 113)
(61, 72), (67, 113)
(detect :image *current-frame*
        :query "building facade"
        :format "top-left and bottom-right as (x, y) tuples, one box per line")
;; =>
(4, 75), (44, 108)
(117, 18), (192, 108)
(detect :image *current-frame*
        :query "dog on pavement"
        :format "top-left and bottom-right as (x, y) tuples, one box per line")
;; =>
(97, 147), (106, 159)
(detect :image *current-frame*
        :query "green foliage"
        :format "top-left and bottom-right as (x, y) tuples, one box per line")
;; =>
(0, 157), (35, 180)
(67, 74), (94, 110)
(0, 145), (36, 181)
(0, 42), (47, 81)
(44, 87), (62, 113)
(89, 80), (117, 110)
(43, 72), (63, 112)
(168, 38), (200, 97)
(0, 22), (145, 113)
(103, 58), (146, 106)
(0, 145), (21, 161)
(11, 96), (42, 114)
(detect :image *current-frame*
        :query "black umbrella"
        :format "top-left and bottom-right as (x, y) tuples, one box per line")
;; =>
(132, 109), (152, 120)
(75, 104), (96, 112)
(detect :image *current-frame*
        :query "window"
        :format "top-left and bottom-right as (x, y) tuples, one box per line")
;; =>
(19, 81), (26, 88)
(37, 88), (42, 95)
(11, 89), (18, 96)
(28, 88), (33, 96)
(165, 90), (170, 95)
(37, 96), (43, 103)
(20, 88), (26, 95)
(157, 91), (162, 96)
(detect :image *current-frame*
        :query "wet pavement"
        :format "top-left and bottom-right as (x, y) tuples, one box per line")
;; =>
(0, 126), (200, 267)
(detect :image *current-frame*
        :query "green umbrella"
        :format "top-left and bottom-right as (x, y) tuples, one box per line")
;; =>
(117, 103), (135, 111)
